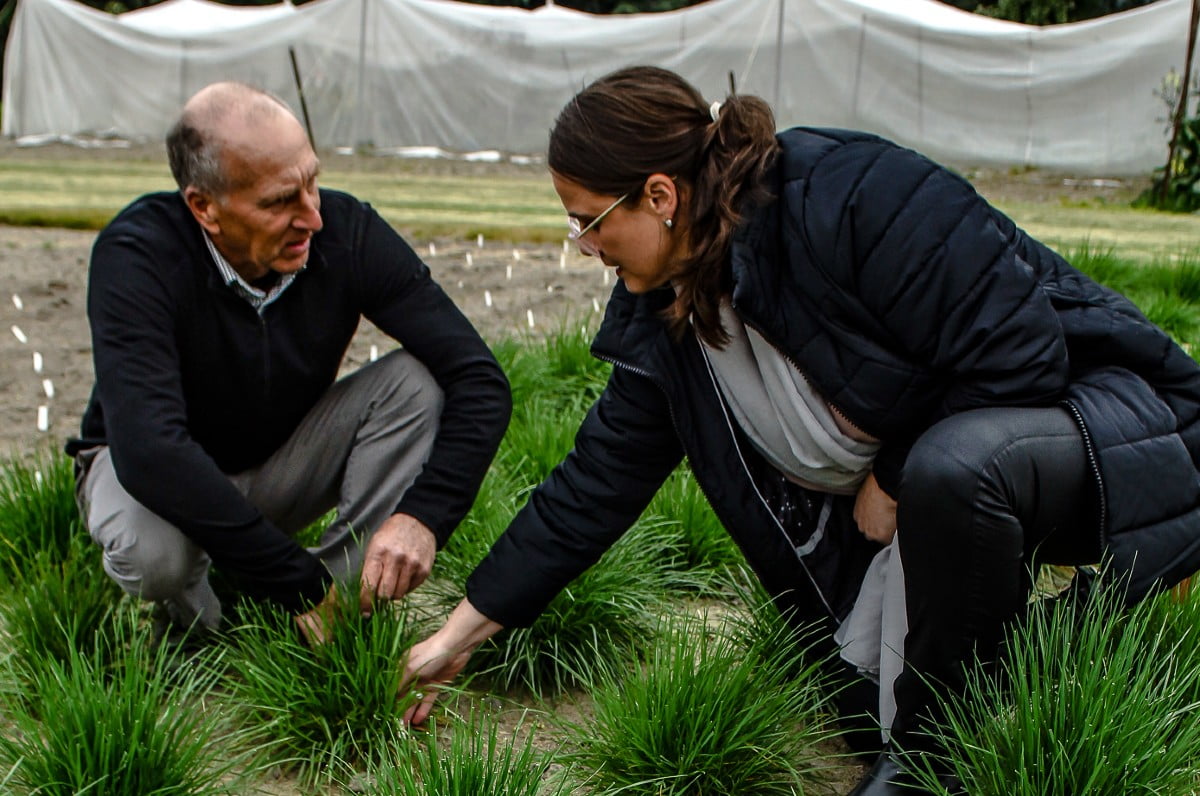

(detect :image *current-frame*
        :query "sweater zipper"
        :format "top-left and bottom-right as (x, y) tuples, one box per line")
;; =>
(595, 349), (841, 623)
(1059, 398), (1107, 554)
(258, 311), (271, 405)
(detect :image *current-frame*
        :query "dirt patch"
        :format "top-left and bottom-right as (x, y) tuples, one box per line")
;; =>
(0, 224), (610, 460)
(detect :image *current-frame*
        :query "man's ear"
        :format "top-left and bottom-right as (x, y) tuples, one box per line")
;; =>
(643, 173), (678, 224)
(183, 187), (220, 235)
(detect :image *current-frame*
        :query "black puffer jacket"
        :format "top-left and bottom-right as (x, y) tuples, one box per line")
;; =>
(467, 128), (1200, 628)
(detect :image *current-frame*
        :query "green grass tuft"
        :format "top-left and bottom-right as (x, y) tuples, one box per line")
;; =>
(914, 577), (1200, 795)
(222, 581), (422, 786)
(0, 532), (123, 679)
(562, 612), (841, 795)
(362, 711), (569, 795)
(0, 450), (82, 583)
(0, 608), (253, 796)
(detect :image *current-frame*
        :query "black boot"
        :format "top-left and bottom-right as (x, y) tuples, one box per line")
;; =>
(848, 746), (965, 795)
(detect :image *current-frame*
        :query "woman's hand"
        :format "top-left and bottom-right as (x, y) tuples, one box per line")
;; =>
(295, 582), (339, 646)
(853, 471), (898, 545)
(401, 599), (503, 726)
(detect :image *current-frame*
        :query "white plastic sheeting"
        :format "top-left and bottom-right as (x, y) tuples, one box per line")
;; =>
(1, 0), (1191, 174)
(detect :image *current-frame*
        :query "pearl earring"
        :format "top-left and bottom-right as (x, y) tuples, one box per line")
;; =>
(664, 218), (673, 229)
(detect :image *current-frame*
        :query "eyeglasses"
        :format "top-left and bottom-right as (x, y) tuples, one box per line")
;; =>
(567, 191), (629, 256)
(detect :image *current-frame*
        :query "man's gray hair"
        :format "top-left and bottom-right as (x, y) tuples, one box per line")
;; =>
(165, 82), (294, 195)
(166, 114), (226, 195)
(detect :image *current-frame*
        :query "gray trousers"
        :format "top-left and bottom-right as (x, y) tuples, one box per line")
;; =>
(76, 350), (443, 630)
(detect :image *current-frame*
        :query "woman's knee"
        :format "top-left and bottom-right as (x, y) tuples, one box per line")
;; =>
(902, 415), (998, 510)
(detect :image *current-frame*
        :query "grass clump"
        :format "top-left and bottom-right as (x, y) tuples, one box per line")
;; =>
(0, 532), (123, 675)
(913, 578), (1200, 795)
(223, 582), (421, 786)
(0, 449), (81, 581)
(0, 609), (250, 796)
(362, 711), (568, 795)
(643, 468), (741, 593)
(563, 612), (840, 795)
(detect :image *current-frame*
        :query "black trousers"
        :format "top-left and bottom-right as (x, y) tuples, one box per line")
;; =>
(889, 405), (1097, 748)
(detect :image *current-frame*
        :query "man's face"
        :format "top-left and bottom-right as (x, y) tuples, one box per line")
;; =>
(189, 112), (323, 282)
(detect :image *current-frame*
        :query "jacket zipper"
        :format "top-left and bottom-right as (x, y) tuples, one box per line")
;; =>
(736, 310), (880, 443)
(595, 349), (841, 623)
(1060, 398), (1107, 555)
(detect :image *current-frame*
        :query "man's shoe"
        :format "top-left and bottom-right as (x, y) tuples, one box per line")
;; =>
(848, 748), (966, 795)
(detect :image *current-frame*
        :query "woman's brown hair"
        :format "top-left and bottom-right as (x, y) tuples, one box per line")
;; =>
(547, 65), (778, 347)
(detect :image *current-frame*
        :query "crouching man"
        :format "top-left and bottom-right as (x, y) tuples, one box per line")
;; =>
(67, 82), (511, 641)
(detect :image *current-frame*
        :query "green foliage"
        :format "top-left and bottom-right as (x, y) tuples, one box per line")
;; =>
(1136, 69), (1200, 213)
(363, 712), (569, 795)
(431, 510), (693, 695)
(0, 450), (82, 582)
(223, 583), (421, 786)
(0, 533), (123, 677)
(643, 467), (741, 590)
(912, 578), (1200, 795)
(966, 0), (1153, 24)
(974, 0), (1071, 25)
(494, 321), (609, 409)
(563, 612), (839, 795)
(0, 609), (252, 796)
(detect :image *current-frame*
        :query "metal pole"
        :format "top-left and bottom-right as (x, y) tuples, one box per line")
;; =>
(288, 46), (316, 150)
(354, 0), (368, 149)
(774, 0), (784, 110)
(1161, 0), (1200, 205)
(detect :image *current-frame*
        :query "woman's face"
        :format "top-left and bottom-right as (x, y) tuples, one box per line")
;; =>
(552, 171), (681, 294)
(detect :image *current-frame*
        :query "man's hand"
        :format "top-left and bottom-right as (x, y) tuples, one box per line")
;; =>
(401, 599), (502, 726)
(853, 471), (898, 545)
(295, 582), (339, 646)
(359, 513), (437, 615)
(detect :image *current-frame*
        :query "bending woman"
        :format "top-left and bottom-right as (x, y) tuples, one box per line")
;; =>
(404, 66), (1200, 794)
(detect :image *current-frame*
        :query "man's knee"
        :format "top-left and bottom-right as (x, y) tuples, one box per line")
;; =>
(99, 529), (201, 601)
(372, 349), (444, 435)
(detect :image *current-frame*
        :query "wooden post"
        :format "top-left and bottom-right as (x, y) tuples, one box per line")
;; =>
(1160, 0), (1200, 205)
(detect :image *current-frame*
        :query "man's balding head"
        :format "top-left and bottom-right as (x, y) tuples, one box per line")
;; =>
(166, 82), (298, 195)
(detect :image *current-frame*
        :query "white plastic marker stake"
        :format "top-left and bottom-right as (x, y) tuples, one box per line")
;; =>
(42, 379), (54, 399)
(477, 234), (484, 248)
(562, 240), (569, 255)
(369, 345), (379, 362)
(465, 252), (473, 267)
(559, 252), (566, 270)
(12, 294), (23, 310)
(36, 406), (48, 432)
(484, 290), (493, 307)
(11, 325), (27, 344)
(457, 280), (464, 288)
(512, 249), (521, 262)
(428, 243), (437, 257)
(527, 309), (535, 329)
(603, 270), (610, 286)
(547, 285), (554, 294)
(505, 265), (512, 280)
(592, 298), (601, 313)
(32, 352), (43, 373)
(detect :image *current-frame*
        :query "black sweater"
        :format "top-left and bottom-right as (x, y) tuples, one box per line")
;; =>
(72, 189), (511, 611)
